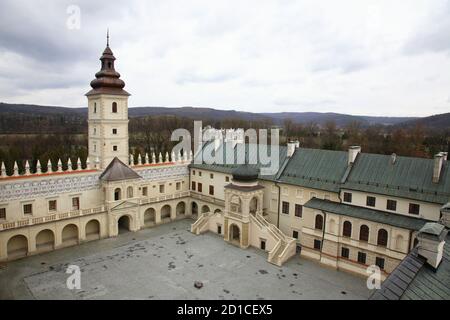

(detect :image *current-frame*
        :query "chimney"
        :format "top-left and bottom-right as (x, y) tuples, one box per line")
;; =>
(348, 146), (361, 165)
(287, 140), (300, 157)
(390, 153), (397, 165)
(432, 153), (444, 183)
(416, 222), (448, 269)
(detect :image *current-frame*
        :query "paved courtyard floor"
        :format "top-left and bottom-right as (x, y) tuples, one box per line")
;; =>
(0, 219), (370, 300)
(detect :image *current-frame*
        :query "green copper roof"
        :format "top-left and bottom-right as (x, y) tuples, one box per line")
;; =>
(190, 142), (288, 181)
(278, 148), (349, 192)
(304, 197), (429, 231)
(343, 153), (450, 204)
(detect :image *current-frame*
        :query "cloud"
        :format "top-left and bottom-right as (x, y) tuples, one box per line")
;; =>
(0, 0), (449, 117)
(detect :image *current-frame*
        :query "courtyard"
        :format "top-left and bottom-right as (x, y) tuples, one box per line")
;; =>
(0, 219), (370, 300)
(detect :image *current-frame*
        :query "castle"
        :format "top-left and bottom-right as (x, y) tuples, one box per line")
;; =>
(1, 39), (449, 286)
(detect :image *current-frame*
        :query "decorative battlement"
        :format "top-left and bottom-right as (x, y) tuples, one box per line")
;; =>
(0, 157), (100, 180)
(129, 150), (193, 166)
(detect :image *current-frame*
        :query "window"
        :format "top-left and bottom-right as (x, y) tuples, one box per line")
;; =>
(343, 192), (352, 203)
(127, 186), (133, 198)
(93, 128), (96, 135)
(192, 170), (195, 175)
(359, 225), (369, 242)
(114, 188), (121, 201)
(296, 189), (303, 198)
(282, 201), (289, 214)
(0, 208), (6, 220)
(24, 204), (33, 215)
(72, 197), (80, 210)
(343, 221), (352, 237)
(197, 183), (202, 193)
(409, 203), (420, 215)
(48, 200), (57, 212)
(209, 185), (214, 196)
(159, 184), (165, 194)
(210, 173), (214, 179)
(198, 171), (202, 177)
(93, 102), (97, 113)
(341, 247), (349, 258)
(260, 239), (266, 250)
(315, 215), (323, 230)
(191, 181), (196, 191)
(375, 257), (385, 270)
(377, 229), (388, 247)
(225, 176), (230, 182)
(112, 102), (117, 113)
(366, 196), (376, 207)
(113, 145), (118, 151)
(314, 239), (322, 250)
(292, 230), (299, 239)
(142, 187), (148, 196)
(357, 252), (367, 264)
(387, 199), (397, 211)
(294, 204), (303, 217)
(282, 187), (288, 196)
(217, 225), (222, 234)
(176, 182), (181, 191)
(94, 144), (97, 152)
(112, 128), (117, 135)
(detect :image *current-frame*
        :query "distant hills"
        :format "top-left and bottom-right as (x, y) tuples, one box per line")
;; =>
(0, 102), (448, 133)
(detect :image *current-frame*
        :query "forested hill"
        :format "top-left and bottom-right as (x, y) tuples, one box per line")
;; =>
(1, 102), (448, 134)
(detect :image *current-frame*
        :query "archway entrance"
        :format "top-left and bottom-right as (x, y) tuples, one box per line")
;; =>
(176, 202), (186, 218)
(201, 205), (210, 214)
(118, 215), (131, 234)
(7, 235), (28, 259)
(191, 202), (198, 218)
(85, 219), (100, 240)
(144, 208), (156, 227)
(61, 224), (79, 247)
(161, 205), (171, 221)
(36, 229), (55, 253)
(230, 224), (241, 246)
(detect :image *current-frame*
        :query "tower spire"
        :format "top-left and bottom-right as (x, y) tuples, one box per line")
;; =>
(107, 28), (109, 47)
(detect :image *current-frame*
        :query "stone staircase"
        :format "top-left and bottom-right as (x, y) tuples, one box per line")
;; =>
(251, 213), (296, 266)
(190, 212), (210, 235)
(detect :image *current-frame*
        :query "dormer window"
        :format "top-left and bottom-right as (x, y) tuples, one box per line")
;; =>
(112, 102), (117, 113)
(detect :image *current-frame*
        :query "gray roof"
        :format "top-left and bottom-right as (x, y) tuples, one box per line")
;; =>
(190, 142), (288, 181)
(99, 157), (141, 182)
(304, 198), (429, 231)
(370, 235), (450, 300)
(278, 148), (349, 192)
(343, 152), (450, 204)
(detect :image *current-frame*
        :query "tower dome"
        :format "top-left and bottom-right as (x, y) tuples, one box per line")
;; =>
(231, 165), (259, 183)
(86, 31), (130, 96)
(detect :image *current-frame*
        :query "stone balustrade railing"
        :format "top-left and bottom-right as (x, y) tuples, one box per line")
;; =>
(0, 205), (106, 231)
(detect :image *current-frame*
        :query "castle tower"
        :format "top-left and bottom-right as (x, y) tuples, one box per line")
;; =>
(86, 32), (130, 169)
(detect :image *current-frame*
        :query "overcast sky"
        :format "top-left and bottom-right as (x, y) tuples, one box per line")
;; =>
(0, 0), (449, 116)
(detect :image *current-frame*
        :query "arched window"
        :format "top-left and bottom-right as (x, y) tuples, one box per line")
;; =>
(112, 102), (118, 113)
(114, 188), (121, 201)
(94, 102), (97, 113)
(359, 225), (369, 242)
(377, 229), (388, 247)
(343, 221), (352, 237)
(127, 186), (133, 198)
(315, 215), (323, 230)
